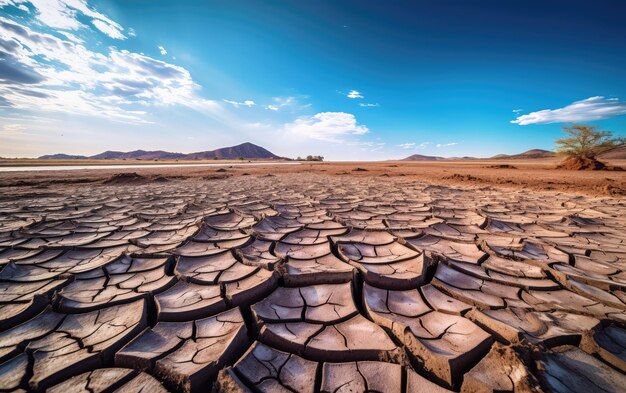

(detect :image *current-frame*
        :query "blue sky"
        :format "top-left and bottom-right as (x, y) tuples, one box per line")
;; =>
(1, 0), (625, 159)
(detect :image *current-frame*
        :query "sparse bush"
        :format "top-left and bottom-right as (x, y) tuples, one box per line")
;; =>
(556, 124), (624, 160)
(555, 124), (624, 170)
(297, 155), (324, 162)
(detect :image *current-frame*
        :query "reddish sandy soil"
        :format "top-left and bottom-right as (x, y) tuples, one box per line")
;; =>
(0, 161), (624, 392)
(1, 158), (625, 196)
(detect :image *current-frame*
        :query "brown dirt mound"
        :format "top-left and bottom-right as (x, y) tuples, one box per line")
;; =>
(352, 167), (369, 172)
(445, 173), (480, 181)
(604, 185), (626, 196)
(557, 157), (607, 171)
(104, 172), (147, 185)
(203, 174), (230, 180)
(151, 175), (170, 182)
(488, 164), (517, 169)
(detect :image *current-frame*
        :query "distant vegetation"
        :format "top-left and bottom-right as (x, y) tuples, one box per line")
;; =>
(556, 124), (624, 159)
(296, 155), (324, 162)
(556, 124), (625, 170)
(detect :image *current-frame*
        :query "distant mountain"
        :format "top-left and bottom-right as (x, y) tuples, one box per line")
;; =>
(402, 148), (558, 161)
(491, 145), (625, 160)
(490, 149), (556, 159)
(185, 142), (279, 160)
(38, 153), (88, 159)
(599, 144), (626, 159)
(90, 150), (187, 160)
(402, 154), (446, 161)
(39, 142), (280, 160)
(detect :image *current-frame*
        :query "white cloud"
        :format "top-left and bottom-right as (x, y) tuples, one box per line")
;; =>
(398, 141), (430, 149)
(285, 112), (368, 142)
(57, 30), (83, 43)
(247, 122), (270, 129)
(347, 90), (363, 99)
(512, 108), (523, 114)
(264, 96), (296, 111)
(398, 143), (415, 149)
(359, 103), (379, 107)
(0, 16), (221, 123)
(17, 3), (28, 11)
(349, 141), (385, 153)
(128, 27), (136, 37)
(223, 99), (256, 108)
(1, 123), (26, 133)
(511, 96), (626, 125)
(158, 45), (167, 55)
(373, 143), (385, 152)
(1, 0), (127, 39)
(436, 142), (458, 148)
(91, 19), (125, 39)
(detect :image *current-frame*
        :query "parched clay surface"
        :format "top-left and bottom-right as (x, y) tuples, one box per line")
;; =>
(0, 173), (625, 392)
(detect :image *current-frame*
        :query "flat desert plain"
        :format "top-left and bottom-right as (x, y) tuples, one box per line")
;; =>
(0, 160), (625, 392)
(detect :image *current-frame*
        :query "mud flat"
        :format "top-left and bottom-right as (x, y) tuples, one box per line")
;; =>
(0, 171), (625, 392)
(1, 159), (624, 196)
(0, 161), (299, 172)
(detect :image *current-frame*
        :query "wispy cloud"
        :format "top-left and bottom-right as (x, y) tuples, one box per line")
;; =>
(2, 0), (128, 39)
(511, 96), (626, 125)
(373, 142), (385, 152)
(398, 141), (429, 149)
(284, 112), (368, 142)
(359, 103), (379, 107)
(264, 96), (311, 112)
(347, 90), (363, 99)
(223, 99), (256, 108)
(265, 96), (295, 111)
(57, 30), (83, 43)
(158, 45), (167, 55)
(0, 11), (220, 124)
(436, 142), (458, 148)
(397, 143), (415, 149)
(1, 123), (26, 133)
(92, 19), (125, 39)
(351, 141), (385, 152)
(247, 122), (270, 128)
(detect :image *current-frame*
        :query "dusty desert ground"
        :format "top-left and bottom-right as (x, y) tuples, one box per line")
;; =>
(1, 158), (625, 196)
(0, 161), (625, 392)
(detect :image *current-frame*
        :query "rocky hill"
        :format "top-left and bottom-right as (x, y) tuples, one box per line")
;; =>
(39, 142), (280, 160)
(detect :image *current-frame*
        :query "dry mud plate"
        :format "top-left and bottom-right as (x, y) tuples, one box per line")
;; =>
(0, 173), (625, 392)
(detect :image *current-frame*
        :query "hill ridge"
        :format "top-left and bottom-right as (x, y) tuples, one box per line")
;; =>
(39, 142), (280, 160)
(402, 148), (558, 161)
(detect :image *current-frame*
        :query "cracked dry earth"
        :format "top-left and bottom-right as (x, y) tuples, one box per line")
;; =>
(0, 174), (625, 393)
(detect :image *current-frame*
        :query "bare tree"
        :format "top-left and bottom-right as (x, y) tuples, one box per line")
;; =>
(556, 124), (624, 160)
